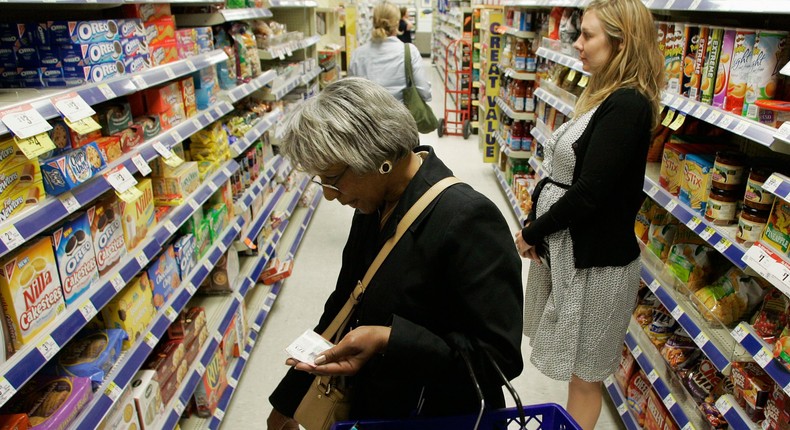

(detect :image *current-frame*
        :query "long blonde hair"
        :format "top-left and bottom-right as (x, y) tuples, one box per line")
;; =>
(574, 0), (664, 128)
(372, 2), (400, 42)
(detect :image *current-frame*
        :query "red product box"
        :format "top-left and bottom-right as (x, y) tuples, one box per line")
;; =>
(262, 259), (293, 285)
(69, 123), (101, 149)
(145, 17), (176, 46)
(158, 368), (180, 405)
(194, 351), (228, 417)
(179, 77), (197, 118)
(177, 42), (199, 60)
(150, 42), (178, 66)
(732, 361), (774, 422)
(122, 4), (172, 22)
(220, 314), (237, 362)
(166, 307), (206, 346)
(93, 136), (123, 163)
(114, 125), (145, 154)
(614, 345), (637, 392)
(175, 28), (196, 46)
(144, 339), (186, 385)
(144, 81), (184, 115)
(766, 384), (790, 430)
(644, 389), (679, 430)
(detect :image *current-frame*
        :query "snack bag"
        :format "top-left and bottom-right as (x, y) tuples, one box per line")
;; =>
(753, 289), (789, 345)
(694, 266), (768, 326)
(665, 226), (721, 291)
(53, 329), (127, 390)
(660, 327), (702, 370)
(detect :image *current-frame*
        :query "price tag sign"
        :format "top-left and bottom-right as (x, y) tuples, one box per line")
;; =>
(192, 118), (202, 129)
(117, 186), (143, 203)
(682, 100), (695, 113)
(700, 226), (716, 241)
(719, 115), (734, 129)
(208, 181), (219, 192)
(686, 216), (702, 230)
(104, 165), (138, 193)
(648, 185), (659, 197)
(59, 192), (80, 214)
(174, 399), (186, 416)
(734, 121), (749, 136)
(715, 396), (732, 415)
(162, 154), (184, 168)
(567, 70), (577, 82)
(152, 141), (173, 159)
(164, 68), (176, 80)
(186, 60), (197, 72)
(252, 321), (262, 332)
(185, 283), (196, 295)
(647, 369), (659, 384)
(164, 306), (178, 322)
(665, 200), (678, 212)
(131, 154), (151, 176)
(241, 349), (250, 360)
(188, 200), (200, 211)
(0, 377), (16, 405)
(632, 345), (643, 359)
(731, 324), (749, 342)
(110, 273), (125, 292)
(52, 92), (96, 123)
(104, 381), (123, 401)
(0, 225), (25, 250)
(135, 253), (149, 268)
(14, 133), (56, 159)
(97, 84), (116, 99)
(617, 402), (628, 415)
(663, 393), (676, 409)
(37, 335), (60, 361)
(670, 306), (683, 320)
(79, 301), (98, 321)
(762, 175), (782, 195)
(131, 75), (147, 89)
(706, 110), (721, 124)
(228, 376), (238, 388)
(143, 332), (158, 349)
(222, 166), (234, 178)
(213, 408), (225, 421)
(755, 347), (773, 368)
(213, 331), (222, 343)
(196, 362), (206, 376)
(577, 75), (589, 88)
(64, 116), (102, 135)
(649, 279), (660, 292)
(163, 220), (177, 235)
(0, 104), (52, 139)
(689, 0), (702, 9)
(770, 263), (790, 291)
(694, 331), (709, 347)
(661, 109), (676, 127)
(664, 0), (676, 8)
(668, 113), (687, 131)
(715, 237), (732, 253)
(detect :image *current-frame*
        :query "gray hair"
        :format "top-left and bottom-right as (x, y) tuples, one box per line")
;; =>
(279, 77), (419, 175)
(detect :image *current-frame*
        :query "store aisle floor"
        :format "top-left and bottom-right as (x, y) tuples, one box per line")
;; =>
(223, 60), (622, 429)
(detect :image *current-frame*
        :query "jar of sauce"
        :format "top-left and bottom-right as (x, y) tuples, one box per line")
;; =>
(743, 166), (777, 211)
(705, 187), (740, 225)
(737, 205), (770, 245)
(711, 151), (748, 191)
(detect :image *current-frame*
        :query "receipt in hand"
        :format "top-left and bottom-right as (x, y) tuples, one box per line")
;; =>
(285, 330), (335, 367)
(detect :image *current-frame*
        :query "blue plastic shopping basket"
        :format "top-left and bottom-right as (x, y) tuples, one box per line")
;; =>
(331, 403), (581, 430)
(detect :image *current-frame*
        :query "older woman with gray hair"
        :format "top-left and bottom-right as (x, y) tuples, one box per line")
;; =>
(266, 78), (523, 429)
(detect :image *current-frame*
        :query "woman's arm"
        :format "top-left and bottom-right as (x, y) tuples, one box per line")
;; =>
(410, 44), (432, 102)
(521, 90), (652, 245)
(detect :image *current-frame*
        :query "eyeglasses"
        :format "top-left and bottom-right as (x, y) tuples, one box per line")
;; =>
(311, 166), (349, 192)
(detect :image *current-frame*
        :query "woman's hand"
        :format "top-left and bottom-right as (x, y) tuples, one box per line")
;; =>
(514, 230), (535, 259)
(287, 326), (391, 376)
(267, 409), (299, 430)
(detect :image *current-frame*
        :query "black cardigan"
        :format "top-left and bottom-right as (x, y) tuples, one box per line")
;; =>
(521, 88), (652, 268)
(270, 146), (524, 420)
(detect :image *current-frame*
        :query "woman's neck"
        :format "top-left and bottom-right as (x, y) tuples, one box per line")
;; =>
(381, 153), (422, 212)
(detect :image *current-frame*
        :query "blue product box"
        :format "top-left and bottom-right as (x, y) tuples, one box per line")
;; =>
(0, 48), (15, 68)
(40, 66), (65, 81)
(51, 211), (99, 305)
(44, 77), (85, 87)
(14, 46), (40, 68)
(66, 61), (125, 83)
(123, 54), (150, 74)
(117, 19), (145, 40)
(48, 20), (120, 45)
(195, 85), (216, 110)
(40, 141), (107, 195)
(59, 40), (123, 66)
(147, 244), (181, 309)
(0, 23), (37, 48)
(38, 46), (61, 68)
(173, 234), (197, 281)
(17, 67), (43, 87)
(120, 37), (148, 59)
(0, 67), (19, 87)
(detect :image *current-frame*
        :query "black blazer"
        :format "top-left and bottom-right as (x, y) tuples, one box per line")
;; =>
(270, 146), (524, 420)
(521, 88), (653, 268)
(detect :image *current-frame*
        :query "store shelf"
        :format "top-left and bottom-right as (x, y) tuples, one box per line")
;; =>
(229, 108), (283, 157)
(643, 164), (747, 270)
(503, 68), (537, 81)
(268, 0), (318, 7)
(496, 96), (536, 121)
(660, 92), (789, 153)
(535, 87), (574, 117)
(258, 35), (321, 60)
(0, 158), (239, 410)
(496, 131), (531, 159)
(714, 395), (761, 430)
(731, 321), (790, 396)
(222, 70), (278, 103)
(0, 49), (228, 137)
(527, 155), (549, 181)
(603, 376), (641, 430)
(503, 28), (537, 39)
(742, 241), (790, 299)
(265, 68), (321, 101)
(176, 8), (273, 26)
(625, 318), (703, 430)
(492, 165), (528, 226)
(502, 0), (591, 6)
(642, 0), (790, 13)
(535, 47), (588, 77)
(0, 100), (234, 261)
(73, 180), (246, 429)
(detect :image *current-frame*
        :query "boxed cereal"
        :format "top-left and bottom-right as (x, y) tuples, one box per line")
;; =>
(88, 196), (126, 276)
(146, 244), (180, 309)
(130, 370), (163, 430)
(194, 350), (228, 417)
(101, 273), (154, 349)
(97, 384), (140, 430)
(119, 178), (155, 251)
(40, 142), (106, 196)
(51, 212), (100, 305)
(0, 237), (65, 351)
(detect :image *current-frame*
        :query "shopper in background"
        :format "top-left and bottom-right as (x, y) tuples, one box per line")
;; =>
(266, 78), (523, 429)
(514, 0), (663, 429)
(397, 6), (414, 44)
(348, 1), (431, 103)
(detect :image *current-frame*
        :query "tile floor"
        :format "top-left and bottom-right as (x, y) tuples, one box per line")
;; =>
(222, 60), (623, 429)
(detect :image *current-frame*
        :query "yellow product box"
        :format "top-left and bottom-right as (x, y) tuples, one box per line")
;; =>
(97, 384), (140, 430)
(0, 161), (42, 201)
(153, 162), (200, 205)
(0, 237), (66, 351)
(762, 199), (790, 255)
(151, 142), (186, 178)
(119, 178), (155, 251)
(101, 273), (155, 350)
(0, 138), (31, 174)
(0, 180), (45, 222)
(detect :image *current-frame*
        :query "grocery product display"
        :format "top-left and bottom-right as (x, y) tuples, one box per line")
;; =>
(0, 1), (326, 428)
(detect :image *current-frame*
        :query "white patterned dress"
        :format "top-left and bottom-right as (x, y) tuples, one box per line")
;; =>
(523, 107), (641, 382)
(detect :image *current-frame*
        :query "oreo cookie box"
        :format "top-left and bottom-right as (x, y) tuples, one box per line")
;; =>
(88, 197), (126, 276)
(51, 212), (99, 306)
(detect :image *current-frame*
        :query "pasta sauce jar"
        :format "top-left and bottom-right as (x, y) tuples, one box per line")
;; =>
(737, 205), (770, 245)
(744, 166), (777, 211)
(711, 151), (748, 191)
(705, 187), (740, 225)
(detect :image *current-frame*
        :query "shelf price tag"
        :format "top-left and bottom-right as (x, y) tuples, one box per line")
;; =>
(174, 399), (186, 416)
(117, 186), (143, 203)
(770, 263), (790, 292)
(213, 408), (226, 421)
(196, 362), (206, 376)
(776, 122), (790, 140)
(648, 279), (660, 292)
(668, 113), (687, 131)
(686, 216), (702, 230)
(0, 226), (25, 251)
(97, 84), (116, 99)
(131, 154), (152, 176)
(64, 116), (102, 135)
(689, 0), (702, 9)
(104, 165), (138, 193)
(104, 381), (123, 401)
(252, 321), (262, 332)
(693, 104), (708, 117)
(52, 92), (95, 123)
(706, 110), (721, 124)
(163, 220), (177, 235)
(731, 324), (749, 342)
(665, 200), (678, 212)
(59, 192), (80, 214)
(241, 349), (250, 360)
(164, 306), (178, 322)
(647, 369), (659, 384)
(131, 75), (147, 89)
(693, 331), (709, 348)
(755, 347), (773, 368)
(79, 301), (98, 321)
(186, 60), (197, 72)
(670, 306), (683, 320)
(648, 185), (659, 197)
(135, 252), (149, 268)
(188, 200), (200, 211)
(0, 104), (52, 139)
(616, 402), (628, 415)
(578, 75), (589, 88)
(632, 345), (643, 359)
(152, 141), (173, 159)
(185, 282), (196, 295)
(37, 336), (60, 361)
(682, 100), (695, 113)
(164, 68), (176, 80)
(228, 376), (239, 388)
(734, 121), (750, 136)
(762, 175), (782, 195)
(719, 115), (734, 129)
(143, 332), (158, 349)
(664, 0), (676, 9)
(783, 382), (790, 397)
(663, 393), (676, 409)
(162, 154), (184, 168)
(14, 133), (56, 159)
(110, 273), (125, 292)
(700, 226), (716, 241)
(715, 237), (732, 253)
(0, 377), (16, 405)
(715, 396), (732, 415)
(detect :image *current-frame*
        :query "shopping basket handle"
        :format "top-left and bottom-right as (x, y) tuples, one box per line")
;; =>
(457, 349), (485, 430)
(480, 348), (528, 429)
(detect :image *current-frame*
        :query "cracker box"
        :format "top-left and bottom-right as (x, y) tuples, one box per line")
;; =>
(262, 258), (293, 285)
(179, 77), (197, 118)
(49, 20), (120, 45)
(96, 102), (133, 136)
(194, 350), (228, 417)
(199, 248), (237, 294)
(0, 237), (65, 351)
(643, 389), (679, 430)
(97, 384), (140, 430)
(173, 234), (197, 281)
(145, 339), (186, 385)
(114, 126), (144, 154)
(122, 4), (172, 23)
(88, 196), (126, 276)
(144, 16), (176, 46)
(94, 136), (123, 163)
(146, 244), (180, 309)
(732, 361), (773, 422)
(40, 142), (107, 196)
(119, 178), (155, 251)
(679, 153), (715, 214)
(130, 370), (164, 430)
(102, 273), (154, 349)
(166, 306), (205, 346)
(1, 375), (93, 430)
(51, 212), (99, 306)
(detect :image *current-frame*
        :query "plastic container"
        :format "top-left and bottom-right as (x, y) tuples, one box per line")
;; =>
(754, 99), (790, 128)
(711, 151), (748, 191)
(705, 187), (740, 225)
(737, 206), (770, 245)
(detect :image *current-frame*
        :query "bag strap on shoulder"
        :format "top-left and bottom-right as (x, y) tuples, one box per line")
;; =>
(404, 43), (414, 87)
(321, 176), (462, 339)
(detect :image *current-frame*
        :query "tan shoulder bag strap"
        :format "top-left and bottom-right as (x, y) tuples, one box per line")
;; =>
(321, 176), (462, 340)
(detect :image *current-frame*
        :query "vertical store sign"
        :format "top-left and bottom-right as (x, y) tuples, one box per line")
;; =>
(344, 7), (358, 70)
(481, 9), (503, 163)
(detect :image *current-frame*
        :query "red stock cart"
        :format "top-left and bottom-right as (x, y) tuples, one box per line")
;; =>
(439, 38), (474, 139)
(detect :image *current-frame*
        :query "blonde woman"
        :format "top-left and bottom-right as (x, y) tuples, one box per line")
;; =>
(513, 0), (664, 428)
(348, 1), (431, 102)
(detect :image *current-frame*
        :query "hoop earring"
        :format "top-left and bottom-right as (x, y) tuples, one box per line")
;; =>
(379, 160), (393, 174)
